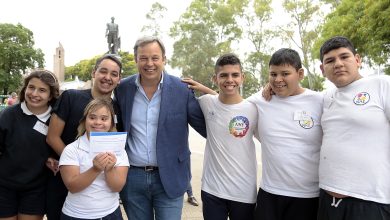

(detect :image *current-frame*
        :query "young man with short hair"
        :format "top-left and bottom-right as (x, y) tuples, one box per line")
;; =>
(318, 36), (390, 220)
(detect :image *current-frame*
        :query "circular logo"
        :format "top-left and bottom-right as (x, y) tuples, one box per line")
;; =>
(299, 117), (314, 129)
(229, 116), (249, 138)
(353, 92), (370, 105)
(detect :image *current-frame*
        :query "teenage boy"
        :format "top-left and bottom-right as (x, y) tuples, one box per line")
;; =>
(249, 48), (323, 220)
(318, 36), (390, 220)
(183, 53), (259, 220)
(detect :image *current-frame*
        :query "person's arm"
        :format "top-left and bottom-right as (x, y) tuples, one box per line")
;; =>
(60, 153), (108, 193)
(182, 78), (218, 95)
(46, 113), (66, 156)
(104, 152), (128, 192)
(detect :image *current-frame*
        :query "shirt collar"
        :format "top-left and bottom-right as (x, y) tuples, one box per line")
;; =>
(20, 101), (52, 123)
(77, 133), (90, 152)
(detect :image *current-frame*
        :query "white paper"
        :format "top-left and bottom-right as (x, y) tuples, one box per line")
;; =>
(89, 132), (127, 158)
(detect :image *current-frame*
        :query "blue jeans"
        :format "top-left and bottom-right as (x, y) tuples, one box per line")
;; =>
(120, 167), (183, 220)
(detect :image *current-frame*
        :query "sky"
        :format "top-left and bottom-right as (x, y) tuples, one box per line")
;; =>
(1, 0), (192, 74)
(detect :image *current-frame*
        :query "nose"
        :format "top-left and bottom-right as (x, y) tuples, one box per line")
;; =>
(275, 74), (283, 82)
(226, 74), (234, 82)
(146, 58), (153, 66)
(334, 58), (343, 68)
(31, 89), (39, 95)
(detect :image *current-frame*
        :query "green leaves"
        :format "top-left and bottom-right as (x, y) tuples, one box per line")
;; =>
(0, 23), (44, 94)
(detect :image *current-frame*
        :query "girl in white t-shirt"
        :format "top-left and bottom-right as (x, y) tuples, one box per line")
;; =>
(59, 98), (129, 219)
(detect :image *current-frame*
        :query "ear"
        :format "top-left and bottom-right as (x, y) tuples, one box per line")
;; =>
(211, 74), (217, 87)
(320, 64), (325, 77)
(163, 56), (167, 65)
(355, 54), (362, 68)
(91, 70), (96, 79)
(298, 68), (304, 80)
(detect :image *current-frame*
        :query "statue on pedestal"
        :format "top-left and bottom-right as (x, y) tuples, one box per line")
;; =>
(106, 17), (120, 54)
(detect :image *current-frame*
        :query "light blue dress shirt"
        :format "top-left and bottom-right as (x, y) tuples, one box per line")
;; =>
(128, 74), (163, 166)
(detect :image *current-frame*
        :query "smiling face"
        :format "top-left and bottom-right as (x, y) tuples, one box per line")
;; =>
(269, 64), (304, 97)
(24, 77), (52, 114)
(213, 64), (244, 97)
(320, 47), (362, 88)
(92, 58), (121, 96)
(85, 106), (113, 135)
(136, 41), (166, 85)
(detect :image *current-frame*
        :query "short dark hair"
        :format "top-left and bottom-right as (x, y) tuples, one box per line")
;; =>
(320, 36), (357, 63)
(269, 48), (302, 71)
(214, 53), (243, 74)
(94, 54), (122, 74)
(133, 36), (166, 59)
(19, 69), (60, 106)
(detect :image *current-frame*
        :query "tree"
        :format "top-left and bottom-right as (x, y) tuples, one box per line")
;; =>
(280, 0), (325, 91)
(141, 2), (168, 37)
(314, 0), (390, 74)
(0, 23), (44, 95)
(243, 0), (275, 88)
(170, 0), (249, 92)
(301, 73), (325, 91)
(65, 51), (137, 81)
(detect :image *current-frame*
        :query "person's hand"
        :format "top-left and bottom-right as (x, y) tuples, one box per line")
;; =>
(104, 152), (117, 171)
(262, 83), (274, 101)
(46, 157), (59, 176)
(182, 77), (218, 95)
(182, 78), (202, 90)
(93, 153), (109, 172)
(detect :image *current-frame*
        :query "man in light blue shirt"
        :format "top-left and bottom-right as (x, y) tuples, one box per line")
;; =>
(114, 36), (206, 220)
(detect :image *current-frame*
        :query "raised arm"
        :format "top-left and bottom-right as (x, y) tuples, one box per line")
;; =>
(182, 78), (218, 95)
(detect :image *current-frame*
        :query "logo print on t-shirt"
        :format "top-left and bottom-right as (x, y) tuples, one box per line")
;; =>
(299, 117), (314, 129)
(229, 116), (249, 138)
(353, 92), (370, 105)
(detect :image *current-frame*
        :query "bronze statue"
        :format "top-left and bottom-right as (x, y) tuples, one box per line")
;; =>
(106, 17), (120, 54)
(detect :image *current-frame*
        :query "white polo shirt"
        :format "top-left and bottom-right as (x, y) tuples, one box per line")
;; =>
(59, 133), (129, 218)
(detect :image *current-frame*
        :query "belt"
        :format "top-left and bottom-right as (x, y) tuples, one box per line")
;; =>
(131, 165), (159, 172)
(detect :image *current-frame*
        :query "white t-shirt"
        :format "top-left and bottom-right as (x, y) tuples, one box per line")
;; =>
(248, 89), (323, 198)
(199, 94), (258, 204)
(320, 75), (390, 204)
(59, 133), (130, 218)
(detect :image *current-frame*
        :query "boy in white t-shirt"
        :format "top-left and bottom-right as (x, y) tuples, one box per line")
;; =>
(249, 48), (323, 220)
(318, 36), (390, 220)
(183, 53), (259, 220)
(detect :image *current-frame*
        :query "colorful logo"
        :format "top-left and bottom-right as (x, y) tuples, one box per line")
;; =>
(299, 117), (314, 129)
(229, 116), (249, 138)
(353, 92), (370, 105)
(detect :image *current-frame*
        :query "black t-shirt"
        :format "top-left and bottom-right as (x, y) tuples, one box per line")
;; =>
(52, 89), (93, 157)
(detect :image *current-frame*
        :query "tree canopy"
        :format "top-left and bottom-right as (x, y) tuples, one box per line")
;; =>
(65, 51), (137, 81)
(314, 0), (390, 74)
(0, 23), (44, 95)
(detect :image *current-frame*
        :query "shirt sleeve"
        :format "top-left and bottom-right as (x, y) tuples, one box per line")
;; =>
(115, 149), (129, 167)
(52, 90), (72, 121)
(59, 144), (80, 166)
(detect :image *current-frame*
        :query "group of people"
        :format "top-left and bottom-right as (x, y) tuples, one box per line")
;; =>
(0, 35), (388, 220)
